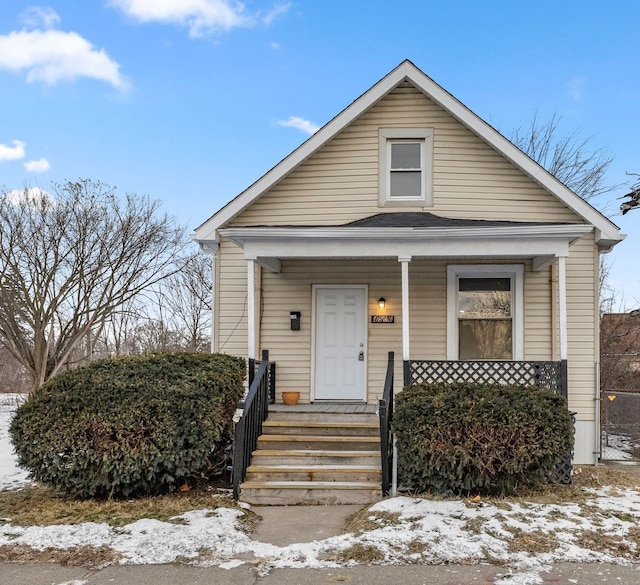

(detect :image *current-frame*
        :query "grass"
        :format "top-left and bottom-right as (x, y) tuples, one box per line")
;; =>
(2, 466), (637, 531)
(0, 543), (120, 569)
(1, 464), (640, 569)
(0, 484), (245, 528)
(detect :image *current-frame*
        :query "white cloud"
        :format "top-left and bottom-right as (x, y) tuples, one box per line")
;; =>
(0, 140), (26, 161)
(566, 76), (586, 101)
(110, 0), (290, 38)
(259, 3), (290, 26)
(0, 29), (129, 90)
(23, 158), (51, 173)
(4, 187), (51, 207)
(276, 116), (320, 135)
(20, 6), (61, 29)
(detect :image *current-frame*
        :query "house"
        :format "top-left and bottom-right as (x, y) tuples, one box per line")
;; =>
(194, 61), (623, 502)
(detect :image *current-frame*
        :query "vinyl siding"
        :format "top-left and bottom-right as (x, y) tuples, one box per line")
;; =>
(565, 233), (599, 419)
(214, 82), (599, 416)
(217, 255), (570, 405)
(229, 83), (581, 227)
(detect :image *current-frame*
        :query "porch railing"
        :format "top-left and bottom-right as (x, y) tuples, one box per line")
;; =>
(378, 351), (394, 495)
(232, 349), (273, 499)
(404, 359), (568, 398)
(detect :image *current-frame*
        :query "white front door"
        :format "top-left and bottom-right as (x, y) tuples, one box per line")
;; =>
(313, 286), (367, 401)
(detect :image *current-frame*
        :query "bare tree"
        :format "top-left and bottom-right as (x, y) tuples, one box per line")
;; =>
(0, 180), (188, 389)
(511, 111), (615, 202)
(159, 252), (212, 352)
(620, 173), (640, 214)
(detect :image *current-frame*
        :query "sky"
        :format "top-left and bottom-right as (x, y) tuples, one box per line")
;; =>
(0, 1), (639, 305)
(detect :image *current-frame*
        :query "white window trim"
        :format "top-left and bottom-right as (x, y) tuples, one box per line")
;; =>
(447, 264), (524, 361)
(379, 128), (433, 207)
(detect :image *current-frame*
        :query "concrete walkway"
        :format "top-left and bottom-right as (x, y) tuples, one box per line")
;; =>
(3, 560), (640, 585)
(251, 504), (361, 545)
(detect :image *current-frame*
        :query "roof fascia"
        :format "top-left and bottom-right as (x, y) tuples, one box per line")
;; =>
(221, 223), (593, 242)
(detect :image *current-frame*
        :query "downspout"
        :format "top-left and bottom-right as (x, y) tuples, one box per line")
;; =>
(594, 251), (602, 464)
(595, 361), (601, 464)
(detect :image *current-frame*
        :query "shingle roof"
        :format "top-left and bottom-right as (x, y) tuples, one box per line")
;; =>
(343, 212), (565, 229)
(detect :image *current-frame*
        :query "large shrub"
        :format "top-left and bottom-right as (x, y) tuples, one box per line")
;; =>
(10, 352), (245, 498)
(393, 382), (573, 496)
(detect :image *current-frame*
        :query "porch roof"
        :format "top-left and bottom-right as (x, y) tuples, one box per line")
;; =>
(219, 212), (593, 273)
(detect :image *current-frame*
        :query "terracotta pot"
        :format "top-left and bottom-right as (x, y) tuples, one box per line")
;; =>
(281, 391), (300, 405)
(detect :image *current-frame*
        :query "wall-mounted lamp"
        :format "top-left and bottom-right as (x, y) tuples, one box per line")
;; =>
(378, 297), (386, 310)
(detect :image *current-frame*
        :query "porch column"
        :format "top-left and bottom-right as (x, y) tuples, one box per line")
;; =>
(247, 259), (256, 360)
(399, 256), (412, 361)
(557, 256), (568, 360)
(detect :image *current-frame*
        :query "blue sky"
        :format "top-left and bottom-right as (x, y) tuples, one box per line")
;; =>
(0, 1), (639, 305)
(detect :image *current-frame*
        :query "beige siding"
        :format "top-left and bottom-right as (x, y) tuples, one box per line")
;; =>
(216, 240), (248, 358)
(230, 83), (582, 227)
(214, 82), (599, 416)
(565, 233), (599, 420)
(217, 254), (569, 404)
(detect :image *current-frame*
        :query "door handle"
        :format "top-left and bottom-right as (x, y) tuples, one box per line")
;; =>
(358, 351), (365, 361)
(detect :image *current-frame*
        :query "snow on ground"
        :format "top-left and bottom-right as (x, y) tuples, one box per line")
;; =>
(601, 432), (637, 461)
(0, 393), (30, 490)
(3, 395), (640, 583)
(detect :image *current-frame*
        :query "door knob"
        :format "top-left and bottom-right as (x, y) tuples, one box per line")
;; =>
(358, 351), (364, 361)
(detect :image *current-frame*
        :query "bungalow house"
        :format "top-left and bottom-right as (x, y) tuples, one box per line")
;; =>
(194, 61), (623, 504)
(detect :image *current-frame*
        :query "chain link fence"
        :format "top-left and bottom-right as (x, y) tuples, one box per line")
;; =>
(601, 391), (640, 461)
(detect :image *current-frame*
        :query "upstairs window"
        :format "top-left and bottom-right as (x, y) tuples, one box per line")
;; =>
(389, 141), (422, 198)
(379, 128), (433, 206)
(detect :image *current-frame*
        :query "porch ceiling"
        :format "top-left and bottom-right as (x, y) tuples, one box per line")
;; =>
(220, 217), (593, 273)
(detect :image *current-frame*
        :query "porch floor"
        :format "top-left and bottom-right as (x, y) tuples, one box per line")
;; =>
(269, 403), (378, 414)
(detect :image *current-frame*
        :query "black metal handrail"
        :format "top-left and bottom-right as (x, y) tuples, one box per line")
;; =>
(232, 349), (272, 499)
(405, 359), (567, 398)
(379, 351), (394, 495)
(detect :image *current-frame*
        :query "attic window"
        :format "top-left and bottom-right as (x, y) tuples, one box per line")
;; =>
(379, 128), (433, 207)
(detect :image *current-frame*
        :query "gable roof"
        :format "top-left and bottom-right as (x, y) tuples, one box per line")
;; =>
(195, 60), (622, 251)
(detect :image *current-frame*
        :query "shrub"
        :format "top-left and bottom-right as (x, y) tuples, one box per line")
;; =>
(10, 352), (245, 498)
(393, 382), (573, 496)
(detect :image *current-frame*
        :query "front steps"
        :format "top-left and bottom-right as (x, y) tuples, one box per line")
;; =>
(239, 408), (383, 505)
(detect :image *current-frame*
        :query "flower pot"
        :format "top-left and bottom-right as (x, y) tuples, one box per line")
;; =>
(281, 391), (300, 405)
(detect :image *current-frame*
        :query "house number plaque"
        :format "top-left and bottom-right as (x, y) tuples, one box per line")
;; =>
(371, 315), (395, 323)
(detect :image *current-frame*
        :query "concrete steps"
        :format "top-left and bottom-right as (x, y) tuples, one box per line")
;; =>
(239, 410), (383, 505)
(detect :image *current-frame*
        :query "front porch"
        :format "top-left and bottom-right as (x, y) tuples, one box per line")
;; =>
(232, 350), (571, 505)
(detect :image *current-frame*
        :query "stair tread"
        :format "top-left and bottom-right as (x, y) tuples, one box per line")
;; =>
(241, 480), (381, 489)
(259, 434), (379, 442)
(247, 464), (380, 471)
(252, 449), (381, 456)
(264, 421), (378, 428)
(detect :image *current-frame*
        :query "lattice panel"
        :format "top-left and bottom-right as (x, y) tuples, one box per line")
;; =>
(407, 360), (565, 397)
(405, 359), (572, 484)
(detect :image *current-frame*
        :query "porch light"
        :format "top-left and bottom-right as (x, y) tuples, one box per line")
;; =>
(378, 297), (386, 310)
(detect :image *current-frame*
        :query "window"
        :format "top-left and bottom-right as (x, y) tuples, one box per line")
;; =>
(447, 265), (524, 360)
(379, 128), (433, 206)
